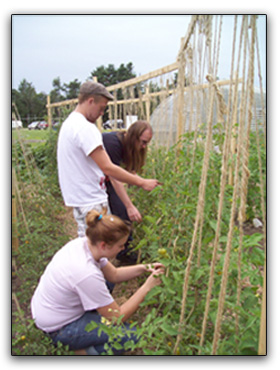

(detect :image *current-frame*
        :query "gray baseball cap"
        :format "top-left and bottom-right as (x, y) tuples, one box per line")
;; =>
(79, 81), (114, 101)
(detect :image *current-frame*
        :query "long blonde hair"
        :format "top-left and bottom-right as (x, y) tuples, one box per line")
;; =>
(85, 210), (131, 247)
(117, 120), (153, 173)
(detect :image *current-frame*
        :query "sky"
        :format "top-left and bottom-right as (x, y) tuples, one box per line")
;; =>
(12, 15), (192, 94)
(12, 14), (266, 95)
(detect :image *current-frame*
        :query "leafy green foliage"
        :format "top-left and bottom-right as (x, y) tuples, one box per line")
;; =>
(12, 127), (265, 355)
(12, 130), (73, 355)
(12, 79), (47, 126)
(125, 130), (265, 355)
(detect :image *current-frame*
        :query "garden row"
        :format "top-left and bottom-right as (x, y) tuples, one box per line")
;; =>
(12, 127), (265, 355)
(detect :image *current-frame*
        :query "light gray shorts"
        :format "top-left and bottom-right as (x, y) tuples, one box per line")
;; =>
(73, 202), (111, 237)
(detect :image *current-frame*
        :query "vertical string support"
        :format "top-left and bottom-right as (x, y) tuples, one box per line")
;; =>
(258, 263), (266, 355)
(176, 38), (186, 147)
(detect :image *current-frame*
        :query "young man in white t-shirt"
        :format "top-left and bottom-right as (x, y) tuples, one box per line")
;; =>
(57, 81), (160, 236)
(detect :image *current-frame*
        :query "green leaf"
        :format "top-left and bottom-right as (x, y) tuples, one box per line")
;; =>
(134, 239), (147, 251)
(209, 220), (217, 231)
(219, 236), (228, 243)
(145, 286), (162, 300)
(194, 268), (205, 280)
(152, 349), (168, 355)
(112, 342), (124, 350)
(161, 322), (178, 336)
(144, 215), (157, 224)
(243, 233), (263, 248)
(85, 321), (98, 332)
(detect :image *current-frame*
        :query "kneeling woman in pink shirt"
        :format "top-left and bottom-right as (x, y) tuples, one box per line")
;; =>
(31, 210), (164, 355)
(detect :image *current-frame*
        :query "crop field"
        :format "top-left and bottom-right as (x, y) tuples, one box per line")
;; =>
(12, 128), (49, 143)
(12, 126), (265, 355)
(12, 14), (266, 356)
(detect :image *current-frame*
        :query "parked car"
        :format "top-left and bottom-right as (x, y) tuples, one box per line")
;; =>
(28, 121), (41, 130)
(103, 119), (124, 130)
(12, 120), (23, 129)
(38, 121), (48, 129)
(52, 121), (60, 130)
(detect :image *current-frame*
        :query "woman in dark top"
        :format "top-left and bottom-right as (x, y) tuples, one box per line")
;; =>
(102, 121), (153, 264)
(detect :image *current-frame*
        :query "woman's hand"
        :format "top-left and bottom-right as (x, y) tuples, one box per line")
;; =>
(144, 262), (165, 273)
(145, 268), (165, 290)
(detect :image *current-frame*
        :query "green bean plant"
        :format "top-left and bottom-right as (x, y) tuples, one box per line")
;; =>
(123, 129), (265, 355)
(12, 126), (265, 355)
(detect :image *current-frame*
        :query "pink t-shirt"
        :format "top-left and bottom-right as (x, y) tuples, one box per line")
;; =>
(31, 237), (114, 332)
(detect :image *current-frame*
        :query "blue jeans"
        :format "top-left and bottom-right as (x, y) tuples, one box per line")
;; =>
(47, 311), (138, 355)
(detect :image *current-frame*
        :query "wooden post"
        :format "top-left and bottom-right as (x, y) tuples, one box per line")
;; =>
(123, 88), (127, 128)
(47, 95), (52, 130)
(114, 90), (118, 129)
(12, 168), (19, 251)
(145, 85), (150, 122)
(92, 76), (103, 131)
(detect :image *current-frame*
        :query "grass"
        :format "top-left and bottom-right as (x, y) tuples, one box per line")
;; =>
(12, 128), (49, 144)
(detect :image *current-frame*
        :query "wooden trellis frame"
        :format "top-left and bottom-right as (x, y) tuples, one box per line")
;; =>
(45, 15), (266, 355)
(46, 69), (241, 144)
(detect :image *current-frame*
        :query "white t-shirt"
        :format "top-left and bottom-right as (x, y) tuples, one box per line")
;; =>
(57, 111), (108, 207)
(31, 237), (114, 332)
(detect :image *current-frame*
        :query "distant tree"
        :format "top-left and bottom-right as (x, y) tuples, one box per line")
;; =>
(89, 62), (137, 103)
(34, 92), (48, 119)
(12, 79), (47, 126)
(89, 63), (135, 87)
(116, 62), (135, 84)
(50, 77), (65, 103)
(12, 63), (137, 125)
(50, 77), (81, 102)
(63, 78), (81, 99)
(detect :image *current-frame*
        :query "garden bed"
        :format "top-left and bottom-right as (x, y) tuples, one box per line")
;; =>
(12, 129), (266, 355)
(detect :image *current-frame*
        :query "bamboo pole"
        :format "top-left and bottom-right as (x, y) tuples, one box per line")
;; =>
(107, 78), (242, 105)
(114, 90), (118, 128)
(48, 98), (78, 108)
(177, 15), (199, 58)
(107, 62), (179, 91)
(144, 85), (150, 122)
(47, 78), (242, 110)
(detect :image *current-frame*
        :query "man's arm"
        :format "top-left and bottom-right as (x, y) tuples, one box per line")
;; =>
(90, 146), (159, 191)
